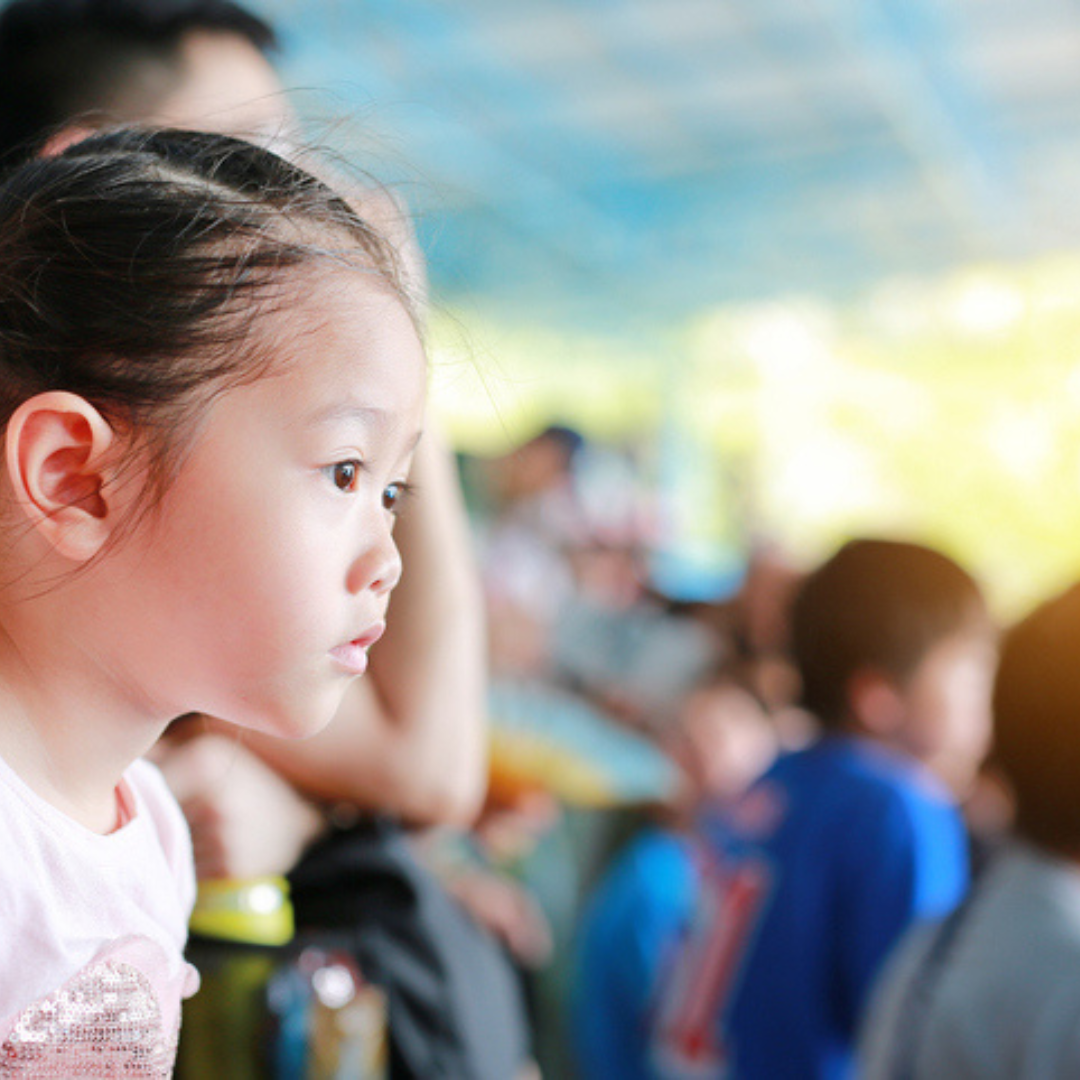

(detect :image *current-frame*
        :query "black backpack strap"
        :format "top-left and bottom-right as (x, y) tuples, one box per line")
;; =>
(289, 817), (531, 1080)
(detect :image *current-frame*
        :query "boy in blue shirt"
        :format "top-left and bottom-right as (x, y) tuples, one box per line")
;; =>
(573, 539), (996, 1080)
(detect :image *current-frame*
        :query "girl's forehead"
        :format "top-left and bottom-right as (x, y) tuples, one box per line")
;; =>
(288, 262), (415, 326)
(253, 270), (426, 414)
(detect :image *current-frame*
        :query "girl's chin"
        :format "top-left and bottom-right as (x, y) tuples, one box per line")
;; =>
(236, 699), (341, 742)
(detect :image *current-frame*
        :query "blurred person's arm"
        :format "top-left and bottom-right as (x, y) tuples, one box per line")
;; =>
(152, 732), (325, 880)
(235, 421), (489, 828)
(836, 787), (969, 1033)
(440, 867), (553, 969)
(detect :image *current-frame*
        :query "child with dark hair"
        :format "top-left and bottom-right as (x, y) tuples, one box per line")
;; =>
(0, 0), (484, 849)
(0, 6), (534, 1076)
(0, 127), (425, 1071)
(861, 581), (1080, 1079)
(573, 538), (997, 1080)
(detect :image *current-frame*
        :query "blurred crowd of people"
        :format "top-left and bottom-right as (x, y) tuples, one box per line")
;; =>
(458, 420), (1080, 1080)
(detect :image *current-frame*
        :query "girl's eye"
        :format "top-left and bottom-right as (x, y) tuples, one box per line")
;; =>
(382, 482), (404, 512)
(331, 460), (360, 492)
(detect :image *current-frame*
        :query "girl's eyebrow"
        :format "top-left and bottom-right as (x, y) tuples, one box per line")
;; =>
(306, 402), (389, 430)
(306, 402), (424, 452)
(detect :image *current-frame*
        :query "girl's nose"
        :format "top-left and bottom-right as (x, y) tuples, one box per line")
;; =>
(347, 526), (403, 597)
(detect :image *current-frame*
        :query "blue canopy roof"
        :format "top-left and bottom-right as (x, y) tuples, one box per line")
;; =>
(263, 0), (1080, 330)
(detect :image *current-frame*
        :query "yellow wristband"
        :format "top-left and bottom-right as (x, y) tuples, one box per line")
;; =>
(189, 875), (295, 946)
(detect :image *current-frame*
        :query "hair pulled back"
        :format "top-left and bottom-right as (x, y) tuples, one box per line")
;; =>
(0, 126), (409, 494)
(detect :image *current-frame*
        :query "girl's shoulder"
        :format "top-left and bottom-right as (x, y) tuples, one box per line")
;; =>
(123, 758), (197, 915)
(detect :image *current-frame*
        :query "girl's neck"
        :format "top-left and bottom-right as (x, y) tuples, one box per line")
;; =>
(0, 713), (143, 833)
(0, 620), (168, 833)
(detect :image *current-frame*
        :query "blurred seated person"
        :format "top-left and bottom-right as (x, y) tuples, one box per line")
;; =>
(691, 539), (811, 741)
(860, 581), (1080, 1080)
(473, 423), (587, 678)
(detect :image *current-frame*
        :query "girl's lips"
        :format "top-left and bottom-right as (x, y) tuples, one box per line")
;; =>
(330, 622), (385, 675)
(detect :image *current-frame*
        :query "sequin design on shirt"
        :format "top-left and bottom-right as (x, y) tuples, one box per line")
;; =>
(0, 959), (176, 1077)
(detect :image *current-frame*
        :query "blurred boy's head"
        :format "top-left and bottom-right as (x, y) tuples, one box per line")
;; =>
(791, 539), (995, 790)
(0, 0), (287, 166)
(993, 583), (1080, 857)
(666, 672), (777, 809)
(496, 424), (585, 504)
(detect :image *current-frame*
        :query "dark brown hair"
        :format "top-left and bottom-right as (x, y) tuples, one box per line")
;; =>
(0, 126), (410, 506)
(0, 0), (278, 167)
(791, 538), (989, 728)
(993, 582), (1080, 854)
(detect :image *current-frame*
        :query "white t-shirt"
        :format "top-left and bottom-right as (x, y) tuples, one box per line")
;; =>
(0, 753), (199, 1076)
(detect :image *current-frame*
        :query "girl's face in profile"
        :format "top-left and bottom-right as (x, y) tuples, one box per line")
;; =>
(104, 268), (427, 739)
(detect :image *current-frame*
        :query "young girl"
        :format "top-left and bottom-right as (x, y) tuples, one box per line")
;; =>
(0, 127), (426, 1072)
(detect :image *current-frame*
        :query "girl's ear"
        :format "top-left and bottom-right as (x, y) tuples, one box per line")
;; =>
(5, 391), (122, 562)
(847, 667), (906, 736)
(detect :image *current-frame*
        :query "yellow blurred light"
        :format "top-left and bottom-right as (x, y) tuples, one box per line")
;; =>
(947, 276), (1025, 336)
(739, 303), (833, 377)
(985, 407), (1054, 480)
